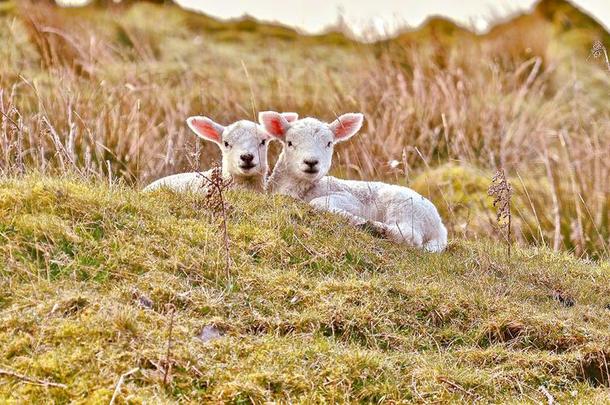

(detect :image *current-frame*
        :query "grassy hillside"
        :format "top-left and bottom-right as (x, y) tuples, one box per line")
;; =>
(0, 176), (609, 403)
(0, 0), (609, 398)
(0, 3), (609, 400)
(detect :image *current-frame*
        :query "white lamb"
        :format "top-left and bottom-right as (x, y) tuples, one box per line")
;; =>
(143, 113), (298, 193)
(259, 111), (448, 252)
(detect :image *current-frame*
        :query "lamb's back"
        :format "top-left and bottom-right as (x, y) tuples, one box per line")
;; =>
(143, 170), (213, 193)
(318, 177), (442, 225)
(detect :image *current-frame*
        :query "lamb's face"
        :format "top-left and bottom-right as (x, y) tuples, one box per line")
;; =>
(187, 114), (298, 180)
(281, 118), (334, 181)
(259, 111), (364, 182)
(219, 120), (270, 178)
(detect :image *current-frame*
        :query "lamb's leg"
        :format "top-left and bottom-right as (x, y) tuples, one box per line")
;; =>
(371, 221), (424, 248)
(309, 195), (367, 226)
(309, 195), (425, 248)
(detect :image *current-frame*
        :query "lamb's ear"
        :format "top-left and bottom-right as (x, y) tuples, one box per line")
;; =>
(186, 116), (225, 145)
(281, 112), (299, 123)
(258, 111), (290, 140)
(329, 113), (364, 142)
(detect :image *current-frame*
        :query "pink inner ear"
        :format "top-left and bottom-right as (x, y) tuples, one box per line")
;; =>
(334, 117), (360, 139)
(191, 119), (221, 143)
(264, 116), (285, 137)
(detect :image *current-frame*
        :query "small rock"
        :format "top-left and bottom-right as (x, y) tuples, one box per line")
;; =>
(197, 325), (223, 342)
(132, 289), (153, 309)
(138, 295), (153, 309)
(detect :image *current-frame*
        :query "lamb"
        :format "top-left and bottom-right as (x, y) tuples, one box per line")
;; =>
(259, 111), (448, 252)
(143, 113), (298, 193)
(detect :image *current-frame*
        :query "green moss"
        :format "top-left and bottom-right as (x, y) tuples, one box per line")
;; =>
(410, 163), (560, 250)
(0, 176), (608, 402)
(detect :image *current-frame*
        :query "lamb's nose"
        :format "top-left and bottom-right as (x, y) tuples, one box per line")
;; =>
(240, 153), (254, 163)
(304, 159), (318, 168)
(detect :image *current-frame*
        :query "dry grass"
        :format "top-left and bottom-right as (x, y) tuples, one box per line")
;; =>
(0, 2), (608, 261)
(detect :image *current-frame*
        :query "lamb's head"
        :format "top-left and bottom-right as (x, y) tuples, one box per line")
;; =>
(186, 113), (298, 179)
(259, 111), (363, 181)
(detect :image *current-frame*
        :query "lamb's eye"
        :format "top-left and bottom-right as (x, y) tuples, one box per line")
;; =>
(260, 139), (266, 146)
(224, 141), (230, 148)
(327, 141), (332, 147)
(287, 141), (293, 147)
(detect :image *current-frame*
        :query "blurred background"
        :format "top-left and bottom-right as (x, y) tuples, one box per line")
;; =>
(58, 0), (610, 38)
(0, 0), (608, 258)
